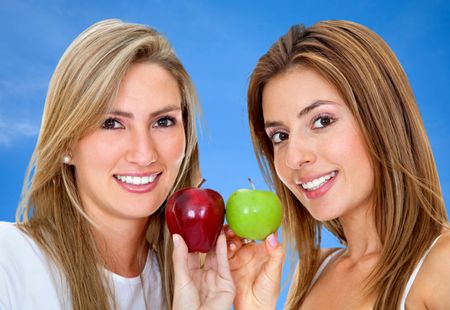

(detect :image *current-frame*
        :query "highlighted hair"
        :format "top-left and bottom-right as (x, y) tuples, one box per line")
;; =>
(17, 19), (201, 309)
(247, 20), (447, 309)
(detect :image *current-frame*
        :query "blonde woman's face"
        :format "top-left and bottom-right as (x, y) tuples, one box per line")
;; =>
(262, 67), (374, 222)
(71, 63), (185, 225)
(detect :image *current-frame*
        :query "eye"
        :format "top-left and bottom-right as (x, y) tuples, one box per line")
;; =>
(101, 118), (124, 129)
(153, 116), (176, 128)
(312, 114), (334, 129)
(269, 131), (289, 145)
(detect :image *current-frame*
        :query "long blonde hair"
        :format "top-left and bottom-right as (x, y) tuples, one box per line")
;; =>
(247, 20), (448, 309)
(16, 19), (201, 309)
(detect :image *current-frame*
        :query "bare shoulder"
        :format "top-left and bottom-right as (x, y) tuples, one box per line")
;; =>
(425, 230), (450, 273)
(285, 247), (341, 305)
(414, 230), (450, 309)
(289, 247), (337, 278)
(426, 229), (450, 270)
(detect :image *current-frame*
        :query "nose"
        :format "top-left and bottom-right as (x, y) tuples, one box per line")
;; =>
(125, 128), (157, 167)
(285, 134), (316, 170)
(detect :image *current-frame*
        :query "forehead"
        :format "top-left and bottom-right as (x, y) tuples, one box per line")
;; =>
(262, 67), (343, 118)
(113, 62), (181, 109)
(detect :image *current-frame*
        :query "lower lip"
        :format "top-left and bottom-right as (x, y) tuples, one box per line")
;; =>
(114, 174), (161, 194)
(300, 172), (337, 200)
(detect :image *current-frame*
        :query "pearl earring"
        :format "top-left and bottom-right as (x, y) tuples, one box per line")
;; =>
(63, 154), (72, 164)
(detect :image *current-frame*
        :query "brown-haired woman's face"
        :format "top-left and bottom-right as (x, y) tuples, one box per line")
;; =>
(262, 67), (374, 221)
(71, 63), (186, 225)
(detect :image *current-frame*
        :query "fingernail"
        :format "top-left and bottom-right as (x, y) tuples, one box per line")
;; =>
(173, 234), (180, 248)
(267, 234), (278, 248)
(229, 243), (236, 251)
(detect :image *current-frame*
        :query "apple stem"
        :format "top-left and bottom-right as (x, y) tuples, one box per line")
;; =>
(197, 178), (206, 188)
(248, 177), (256, 190)
(199, 253), (206, 268)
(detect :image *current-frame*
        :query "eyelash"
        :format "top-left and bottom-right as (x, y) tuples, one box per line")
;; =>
(268, 129), (289, 145)
(101, 115), (177, 130)
(153, 115), (177, 128)
(267, 114), (336, 144)
(311, 113), (335, 129)
(101, 118), (123, 130)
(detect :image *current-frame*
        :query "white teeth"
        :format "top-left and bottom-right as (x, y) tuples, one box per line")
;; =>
(115, 174), (158, 185)
(301, 171), (336, 191)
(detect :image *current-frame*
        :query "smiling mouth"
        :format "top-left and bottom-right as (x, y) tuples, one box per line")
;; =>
(113, 173), (160, 185)
(300, 171), (337, 191)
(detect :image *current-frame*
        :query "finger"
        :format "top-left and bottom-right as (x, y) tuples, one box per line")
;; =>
(227, 238), (243, 259)
(224, 225), (236, 238)
(241, 238), (254, 245)
(172, 234), (191, 287)
(224, 227), (239, 245)
(187, 251), (205, 270)
(216, 232), (233, 280)
(262, 233), (285, 283)
(227, 243), (237, 260)
(203, 247), (217, 270)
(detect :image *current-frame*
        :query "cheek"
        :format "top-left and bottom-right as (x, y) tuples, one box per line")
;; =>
(157, 128), (186, 168)
(72, 134), (120, 173)
(322, 121), (367, 164)
(349, 141), (373, 186)
(336, 128), (374, 189)
(273, 149), (290, 186)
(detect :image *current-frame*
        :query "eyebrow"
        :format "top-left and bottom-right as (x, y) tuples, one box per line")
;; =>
(264, 100), (337, 129)
(109, 104), (182, 119)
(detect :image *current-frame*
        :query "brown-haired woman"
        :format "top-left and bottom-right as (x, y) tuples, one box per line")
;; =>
(227, 20), (450, 309)
(0, 19), (235, 309)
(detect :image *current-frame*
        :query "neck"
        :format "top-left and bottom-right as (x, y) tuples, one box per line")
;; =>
(339, 202), (382, 260)
(91, 216), (150, 278)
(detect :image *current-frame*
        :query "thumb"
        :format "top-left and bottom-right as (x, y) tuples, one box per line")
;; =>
(172, 234), (191, 288)
(251, 232), (285, 307)
(263, 232), (285, 282)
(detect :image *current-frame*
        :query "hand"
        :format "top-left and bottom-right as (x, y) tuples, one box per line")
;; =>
(172, 232), (235, 310)
(226, 226), (285, 310)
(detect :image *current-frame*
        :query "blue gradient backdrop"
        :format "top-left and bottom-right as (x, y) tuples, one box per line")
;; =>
(1, 1), (449, 308)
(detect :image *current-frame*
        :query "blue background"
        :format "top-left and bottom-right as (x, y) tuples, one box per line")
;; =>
(1, 0), (449, 308)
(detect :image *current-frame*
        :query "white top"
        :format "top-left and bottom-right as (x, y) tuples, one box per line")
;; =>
(311, 235), (442, 309)
(399, 235), (442, 309)
(0, 222), (164, 310)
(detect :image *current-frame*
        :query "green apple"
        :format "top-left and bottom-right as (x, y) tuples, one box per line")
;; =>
(226, 188), (282, 240)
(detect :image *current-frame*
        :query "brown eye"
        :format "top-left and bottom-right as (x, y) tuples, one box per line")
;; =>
(271, 131), (289, 144)
(101, 118), (123, 129)
(312, 115), (334, 129)
(153, 116), (176, 128)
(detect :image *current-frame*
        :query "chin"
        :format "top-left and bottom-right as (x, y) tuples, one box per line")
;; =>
(119, 203), (161, 218)
(306, 208), (341, 222)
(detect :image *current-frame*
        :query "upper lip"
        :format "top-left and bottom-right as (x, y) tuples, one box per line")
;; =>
(113, 171), (161, 177)
(295, 170), (337, 184)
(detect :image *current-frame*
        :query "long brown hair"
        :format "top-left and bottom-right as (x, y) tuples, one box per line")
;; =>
(16, 19), (201, 309)
(247, 20), (448, 309)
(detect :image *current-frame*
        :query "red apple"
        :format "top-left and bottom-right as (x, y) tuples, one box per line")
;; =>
(165, 184), (225, 253)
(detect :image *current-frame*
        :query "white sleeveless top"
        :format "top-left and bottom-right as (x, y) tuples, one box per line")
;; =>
(310, 235), (442, 309)
(0, 221), (164, 309)
(399, 235), (442, 309)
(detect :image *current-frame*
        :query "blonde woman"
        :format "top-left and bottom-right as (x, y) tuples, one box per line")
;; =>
(0, 19), (234, 309)
(227, 20), (450, 309)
